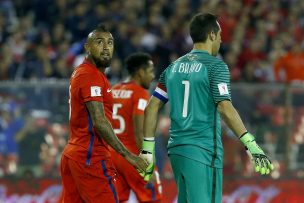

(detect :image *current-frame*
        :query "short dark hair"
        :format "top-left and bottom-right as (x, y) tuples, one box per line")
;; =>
(94, 23), (110, 33)
(125, 53), (152, 76)
(189, 13), (220, 43)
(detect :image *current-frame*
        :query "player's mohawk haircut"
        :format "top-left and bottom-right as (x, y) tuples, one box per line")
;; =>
(94, 23), (109, 33)
(87, 23), (111, 41)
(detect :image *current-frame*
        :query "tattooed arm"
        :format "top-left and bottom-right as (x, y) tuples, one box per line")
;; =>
(86, 101), (130, 156)
(85, 101), (147, 171)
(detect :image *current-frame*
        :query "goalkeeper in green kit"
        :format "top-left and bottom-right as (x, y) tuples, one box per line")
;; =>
(139, 13), (274, 203)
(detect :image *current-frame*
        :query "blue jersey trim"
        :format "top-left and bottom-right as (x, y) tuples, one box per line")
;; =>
(101, 160), (119, 203)
(86, 112), (95, 166)
(146, 182), (156, 201)
(152, 91), (168, 103)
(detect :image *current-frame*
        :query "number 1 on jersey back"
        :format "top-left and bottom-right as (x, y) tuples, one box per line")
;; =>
(182, 80), (190, 118)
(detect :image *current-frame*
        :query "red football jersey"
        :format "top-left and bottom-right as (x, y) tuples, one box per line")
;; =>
(62, 59), (113, 165)
(111, 81), (149, 154)
(110, 82), (162, 202)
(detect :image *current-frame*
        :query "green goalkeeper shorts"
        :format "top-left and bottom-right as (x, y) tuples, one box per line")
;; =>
(169, 154), (222, 203)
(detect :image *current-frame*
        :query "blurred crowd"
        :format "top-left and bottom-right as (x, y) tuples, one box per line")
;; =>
(0, 85), (69, 178)
(2, 83), (304, 180)
(0, 0), (303, 82)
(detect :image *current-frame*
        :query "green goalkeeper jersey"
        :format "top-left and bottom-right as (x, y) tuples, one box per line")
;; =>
(153, 50), (231, 168)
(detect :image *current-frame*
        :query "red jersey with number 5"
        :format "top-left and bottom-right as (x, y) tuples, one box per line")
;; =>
(111, 81), (149, 154)
(62, 59), (113, 165)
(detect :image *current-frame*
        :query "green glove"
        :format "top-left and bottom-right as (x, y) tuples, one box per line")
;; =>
(139, 138), (155, 181)
(240, 132), (274, 175)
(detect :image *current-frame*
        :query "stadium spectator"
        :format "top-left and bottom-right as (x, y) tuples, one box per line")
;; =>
(273, 43), (304, 82)
(49, 56), (70, 79)
(15, 114), (48, 177)
(0, 99), (24, 176)
(21, 45), (52, 79)
(0, 44), (16, 80)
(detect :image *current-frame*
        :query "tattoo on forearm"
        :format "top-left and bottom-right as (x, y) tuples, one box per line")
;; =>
(85, 101), (129, 157)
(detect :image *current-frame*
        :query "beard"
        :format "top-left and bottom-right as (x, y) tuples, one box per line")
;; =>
(92, 55), (111, 68)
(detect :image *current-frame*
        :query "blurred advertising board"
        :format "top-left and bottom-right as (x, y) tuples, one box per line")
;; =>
(0, 178), (304, 203)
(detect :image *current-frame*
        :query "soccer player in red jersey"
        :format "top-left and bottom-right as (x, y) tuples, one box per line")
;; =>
(59, 25), (148, 203)
(110, 53), (162, 203)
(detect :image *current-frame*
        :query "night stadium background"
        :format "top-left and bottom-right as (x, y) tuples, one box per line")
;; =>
(0, 0), (304, 202)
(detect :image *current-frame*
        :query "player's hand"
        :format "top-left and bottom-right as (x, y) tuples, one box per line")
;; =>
(240, 132), (274, 175)
(126, 153), (148, 174)
(147, 170), (159, 184)
(139, 151), (154, 181)
(139, 138), (155, 181)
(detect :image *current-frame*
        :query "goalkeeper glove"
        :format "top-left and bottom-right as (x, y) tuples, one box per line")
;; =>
(139, 138), (155, 181)
(240, 132), (274, 175)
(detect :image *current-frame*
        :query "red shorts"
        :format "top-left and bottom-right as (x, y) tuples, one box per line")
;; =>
(111, 151), (162, 203)
(59, 155), (118, 203)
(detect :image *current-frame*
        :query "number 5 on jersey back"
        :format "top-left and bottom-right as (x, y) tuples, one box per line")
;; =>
(113, 103), (126, 134)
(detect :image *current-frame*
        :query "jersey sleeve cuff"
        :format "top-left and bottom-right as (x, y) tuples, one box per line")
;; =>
(83, 97), (103, 103)
(215, 98), (231, 104)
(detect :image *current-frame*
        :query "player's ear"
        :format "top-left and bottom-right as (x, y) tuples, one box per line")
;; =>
(209, 31), (216, 41)
(84, 43), (90, 54)
(138, 68), (145, 78)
